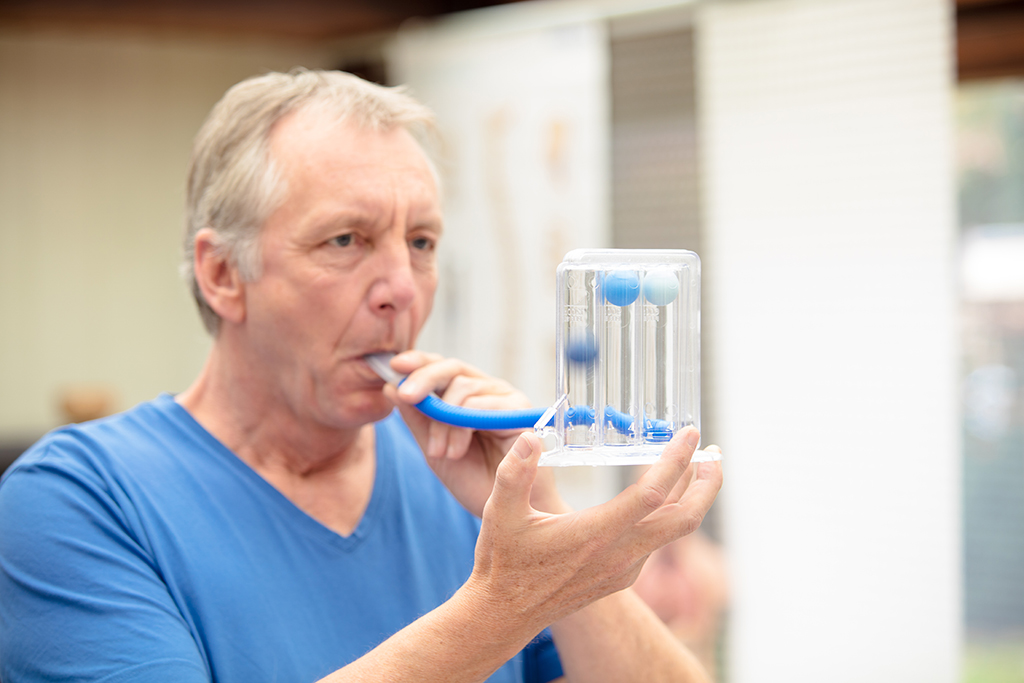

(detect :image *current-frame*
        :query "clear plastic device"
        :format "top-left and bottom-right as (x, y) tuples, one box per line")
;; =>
(535, 249), (701, 466)
(365, 248), (713, 466)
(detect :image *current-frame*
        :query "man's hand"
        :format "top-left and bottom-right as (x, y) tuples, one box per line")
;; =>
(332, 375), (722, 683)
(383, 351), (567, 517)
(465, 428), (723, 636)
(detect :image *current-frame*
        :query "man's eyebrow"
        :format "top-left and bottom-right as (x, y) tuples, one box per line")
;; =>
(413, 216), (444, 233)
(309, 208), (375, 231)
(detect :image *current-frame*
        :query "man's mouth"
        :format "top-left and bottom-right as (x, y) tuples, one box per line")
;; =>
(362, 352), (406, 386)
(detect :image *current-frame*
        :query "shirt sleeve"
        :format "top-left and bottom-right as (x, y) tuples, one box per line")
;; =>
(521, 628), (564, 683)
(0, 448), (209, 683)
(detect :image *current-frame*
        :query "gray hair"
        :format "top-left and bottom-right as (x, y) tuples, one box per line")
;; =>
(183, 68), (438, 335)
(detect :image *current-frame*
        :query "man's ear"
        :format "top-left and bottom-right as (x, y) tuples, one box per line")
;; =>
(193, 228), (246, 326)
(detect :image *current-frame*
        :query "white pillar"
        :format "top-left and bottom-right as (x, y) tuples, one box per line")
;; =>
(697, 0), (960, 680)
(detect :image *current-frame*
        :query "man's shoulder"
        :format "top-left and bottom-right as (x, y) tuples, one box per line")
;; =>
(2, 393), (197, 487)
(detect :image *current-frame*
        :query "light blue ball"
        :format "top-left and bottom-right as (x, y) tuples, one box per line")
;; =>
(643, 269), (679, 306)
(604, 270), (640, 307)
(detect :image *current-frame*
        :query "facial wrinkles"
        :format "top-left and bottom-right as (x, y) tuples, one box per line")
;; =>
(348, 165), (436, 238)
(264, 118), (439, 369)
(318, 191), (435, 360)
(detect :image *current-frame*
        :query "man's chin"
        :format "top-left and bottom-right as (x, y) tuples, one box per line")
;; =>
(334, 391), (397, 428)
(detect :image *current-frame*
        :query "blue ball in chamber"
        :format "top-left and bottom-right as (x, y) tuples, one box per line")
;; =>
(565, 330), (598, 365)
(644, 418), (673, 442)
(605, 406), (634, 434)
(566, 404), (596, 426)
(603, 270), (640, 306)
(642, 268), (679, 306)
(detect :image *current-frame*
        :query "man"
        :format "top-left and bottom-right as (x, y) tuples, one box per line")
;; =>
(0, 69), (723, 682)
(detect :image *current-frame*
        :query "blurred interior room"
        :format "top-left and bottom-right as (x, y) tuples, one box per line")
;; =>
(2, 0), (1024, 681)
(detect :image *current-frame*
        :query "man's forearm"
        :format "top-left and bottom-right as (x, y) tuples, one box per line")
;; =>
(321, 429), (722, 683)
(550, 588), (712, 683)
(318, 582), (542, 683)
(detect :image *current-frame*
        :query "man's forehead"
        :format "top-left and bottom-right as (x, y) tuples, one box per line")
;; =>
(270, 107), (428, 173)
(266, 106), (441, 221)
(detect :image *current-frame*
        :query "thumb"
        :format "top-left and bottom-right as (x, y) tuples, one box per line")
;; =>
(384, 384), (430, 443)
(486, 431), (542, 519)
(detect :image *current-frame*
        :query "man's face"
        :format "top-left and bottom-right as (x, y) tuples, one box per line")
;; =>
(241, 107), (441, 430)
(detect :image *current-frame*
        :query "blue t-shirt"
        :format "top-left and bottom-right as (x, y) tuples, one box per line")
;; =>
(0, 394), (562, 683)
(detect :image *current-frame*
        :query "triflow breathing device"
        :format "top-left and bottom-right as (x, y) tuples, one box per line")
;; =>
(365, 249), (719, 466)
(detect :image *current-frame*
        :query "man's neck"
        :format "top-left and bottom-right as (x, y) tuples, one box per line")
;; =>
(176, 343), (378, 537)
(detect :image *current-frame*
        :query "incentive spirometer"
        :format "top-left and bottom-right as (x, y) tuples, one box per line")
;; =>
(366, 249), (719, 466)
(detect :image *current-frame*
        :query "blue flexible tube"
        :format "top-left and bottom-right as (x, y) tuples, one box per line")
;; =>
(414, 396), (671, 439)
(363, 353), (552, 430)
(414, 394), (549, 430)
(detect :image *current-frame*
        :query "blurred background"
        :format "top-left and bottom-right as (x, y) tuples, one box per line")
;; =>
(1, 0), (1022, 680)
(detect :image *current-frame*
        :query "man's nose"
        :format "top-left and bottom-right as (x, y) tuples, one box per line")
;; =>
(367, 240), (417, 316)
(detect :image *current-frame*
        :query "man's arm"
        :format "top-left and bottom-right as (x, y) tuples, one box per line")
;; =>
(0, 453), (211, 683)
(547, 446), (724, 683)
(509, 438), (722, 683)
(550, 589), (710, 682)
(321, 430), (722, 683)
(381, 351), (723, 682)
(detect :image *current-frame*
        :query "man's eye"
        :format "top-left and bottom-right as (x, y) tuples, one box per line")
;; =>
(331, 234), (354, 247)
(410, 237), (434, 251)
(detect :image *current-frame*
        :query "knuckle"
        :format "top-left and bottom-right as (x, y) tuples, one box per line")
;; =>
(493, 456), (521, 491)
(680, 509), (706, 536)
(573, 532), (607, 561)
(455, 375), (486, 394)
(639, 482), (669, 512)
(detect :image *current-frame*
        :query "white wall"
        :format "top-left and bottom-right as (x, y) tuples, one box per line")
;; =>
(697, 0), (960, 680)
(389, 4), (612, 409)
(389, 5), (619, 510)
(0, 30), (337, 437)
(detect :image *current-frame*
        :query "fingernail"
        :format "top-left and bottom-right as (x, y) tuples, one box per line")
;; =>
(686, 429), (700, 449)
(398, 379), (420, 399)
(511, 434), (532, 460)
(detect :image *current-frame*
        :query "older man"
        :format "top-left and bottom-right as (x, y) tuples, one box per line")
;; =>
(0, 70), (722, 683)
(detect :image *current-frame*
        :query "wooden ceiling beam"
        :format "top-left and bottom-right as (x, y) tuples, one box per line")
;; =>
(0, 0), (523, 40)
(4, 0), (1023, 82)
(957, 0), (1024, 80)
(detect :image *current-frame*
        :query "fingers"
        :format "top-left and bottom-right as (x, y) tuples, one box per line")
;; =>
(662, 442), (723, 504)
(385, 354), (485, 458)
(389, 349), (443, 375)
(485, 432), (542, 521)
(664, 462), (696, 506)
(601, 427), (701, 528)
(385, 385), (433, 453)
(429, 376), (525, 459)
(444, 425), (475, 460)
(635, 457), (723, 553)
(388, 351), (529, 461)
(385, 382), (468, 462)
(393, 355), (487, 404)
(426, 418), (473, 460)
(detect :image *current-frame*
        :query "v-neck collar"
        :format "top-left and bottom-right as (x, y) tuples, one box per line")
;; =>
(160, 394), (395, 552)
